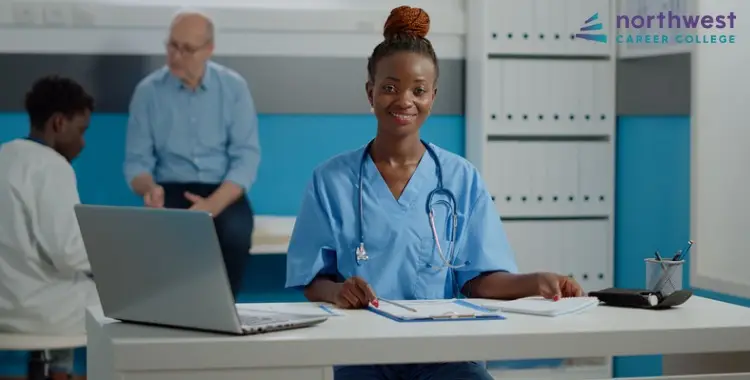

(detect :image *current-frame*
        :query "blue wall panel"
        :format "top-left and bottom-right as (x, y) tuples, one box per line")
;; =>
(613, 116), (691, 377)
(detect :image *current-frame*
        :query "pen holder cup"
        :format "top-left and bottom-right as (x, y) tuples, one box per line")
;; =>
(645, 258), (684, 296)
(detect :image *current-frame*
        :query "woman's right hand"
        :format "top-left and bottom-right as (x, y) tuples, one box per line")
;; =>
(335, 276), (377, 309)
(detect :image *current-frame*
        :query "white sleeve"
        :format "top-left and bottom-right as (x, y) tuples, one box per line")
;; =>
(33, 162), (90, 275)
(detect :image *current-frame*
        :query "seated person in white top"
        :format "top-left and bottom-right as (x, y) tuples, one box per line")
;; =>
(0, 75), (98, 380)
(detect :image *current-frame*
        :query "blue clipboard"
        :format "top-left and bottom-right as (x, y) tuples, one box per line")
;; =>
(318, 304), (344, 316)
(367, 299), (506, 323)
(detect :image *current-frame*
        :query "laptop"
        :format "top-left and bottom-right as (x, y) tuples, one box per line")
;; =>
(74, 204), (328, 335)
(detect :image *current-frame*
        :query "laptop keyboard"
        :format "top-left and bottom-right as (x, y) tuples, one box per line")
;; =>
(236, 311), (326, 334)
(239, 314), (287, 326)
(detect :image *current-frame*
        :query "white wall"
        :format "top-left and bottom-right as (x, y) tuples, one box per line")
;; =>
(691, 0), (750, 298)
(0, 0), (465, 58)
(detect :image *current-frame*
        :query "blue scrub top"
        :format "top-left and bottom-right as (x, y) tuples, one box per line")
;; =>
(285, 142), (518, 300)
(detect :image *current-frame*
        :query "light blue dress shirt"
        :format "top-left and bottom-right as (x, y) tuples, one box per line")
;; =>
(285, 142), (518, 300)
(124, 61), (261, 191)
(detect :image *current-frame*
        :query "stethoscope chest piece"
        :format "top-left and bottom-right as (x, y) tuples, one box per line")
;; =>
(355, 243), (369, 264)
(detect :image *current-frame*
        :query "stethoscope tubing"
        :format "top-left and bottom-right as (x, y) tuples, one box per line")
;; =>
(355, 139), (465, 269)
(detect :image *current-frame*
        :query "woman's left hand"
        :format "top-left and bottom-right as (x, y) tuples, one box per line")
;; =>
(535, 272), (584, 300)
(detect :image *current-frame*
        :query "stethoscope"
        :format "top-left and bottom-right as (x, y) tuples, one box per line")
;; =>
(355, 139), (467, 270)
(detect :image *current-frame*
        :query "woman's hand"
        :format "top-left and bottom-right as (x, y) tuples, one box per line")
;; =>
(535, 272), (584, 300)
(335, 276), (378, 309)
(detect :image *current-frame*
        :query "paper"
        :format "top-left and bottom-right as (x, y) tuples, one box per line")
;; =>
(481, 296), (599, 317)
(236, 302), (344, 317)
(373, 299), (499, 321)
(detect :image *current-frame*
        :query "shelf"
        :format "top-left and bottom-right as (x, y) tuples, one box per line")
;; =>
(489, 357), (611, 380)
(465, 1), (616, 377)
(489, 364), (611, 380)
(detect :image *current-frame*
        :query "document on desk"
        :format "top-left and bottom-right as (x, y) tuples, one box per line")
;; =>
(369, 299), (504, 322)
(480, 296), (600, 317)
(236, 302), (345, 317)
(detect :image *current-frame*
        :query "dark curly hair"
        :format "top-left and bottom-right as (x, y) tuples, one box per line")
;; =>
(367, 6), (440, 83)
(25, 75), (94, 130)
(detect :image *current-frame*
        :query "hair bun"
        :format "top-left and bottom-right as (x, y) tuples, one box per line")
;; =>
(383, 6), (430, 39)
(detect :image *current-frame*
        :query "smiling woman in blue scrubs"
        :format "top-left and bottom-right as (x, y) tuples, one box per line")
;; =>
(285, 6), (584, 380)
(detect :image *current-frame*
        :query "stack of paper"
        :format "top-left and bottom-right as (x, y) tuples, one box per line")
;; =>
(481, 296), (600, 317)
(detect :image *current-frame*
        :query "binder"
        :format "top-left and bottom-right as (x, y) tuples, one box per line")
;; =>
(503, 61), (519, 133)
(368, 299), (505, 323)
(520, 60), (534, 133)
(534, 0), (554, 55)
(565, 0), (584, 53)
(486, 59), (503, 135)
(593, 61), (614, 134)
(561, 142), (579, 215)
(579, 62), (595, 134)
(547, 0), (567, 55)
(481, 296), (600, 317)
(529, 60), (544, 133)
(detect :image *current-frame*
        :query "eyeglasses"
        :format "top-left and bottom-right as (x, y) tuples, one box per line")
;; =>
(165, 40), (209, 56)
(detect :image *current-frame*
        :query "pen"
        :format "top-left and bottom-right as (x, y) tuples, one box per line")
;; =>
(671, 250), (682, 261)
(653, 250), (676, 292)
(378, 298), (418, 312)
(674, 240), (694, 261)
(654, 250), (670, 275)
(654, 250), (664, 261)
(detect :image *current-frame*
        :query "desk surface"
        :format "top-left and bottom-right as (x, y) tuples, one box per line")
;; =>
(87, 296), (750, 372)
(250, 215), (294, 254)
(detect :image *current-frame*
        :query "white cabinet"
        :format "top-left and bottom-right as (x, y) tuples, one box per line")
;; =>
(503, 219), (612, 293)
(465, 0), (616, 377)
(485, 0), (611, 57)
(485, 141), (613, 217)
(485, 59), (615, 136)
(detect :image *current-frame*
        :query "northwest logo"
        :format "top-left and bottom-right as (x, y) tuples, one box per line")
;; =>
(575, 13), (607, 43)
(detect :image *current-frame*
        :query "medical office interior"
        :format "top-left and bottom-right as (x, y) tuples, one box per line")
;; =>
(0, 0), (747, 378)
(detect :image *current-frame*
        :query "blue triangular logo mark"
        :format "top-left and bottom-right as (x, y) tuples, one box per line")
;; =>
(575, 12), (608, 43)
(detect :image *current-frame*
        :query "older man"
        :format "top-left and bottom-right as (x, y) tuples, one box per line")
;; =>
(124, 10), (260, 298)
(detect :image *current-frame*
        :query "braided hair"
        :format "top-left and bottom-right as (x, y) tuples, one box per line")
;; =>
(367, 6), (439, 83)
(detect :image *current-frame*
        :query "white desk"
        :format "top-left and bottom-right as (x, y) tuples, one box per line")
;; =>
(87, 296), (750, 380)
(250, 215), (295, 255)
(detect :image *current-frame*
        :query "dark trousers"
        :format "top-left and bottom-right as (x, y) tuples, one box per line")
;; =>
(161, 182), (254, 300)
